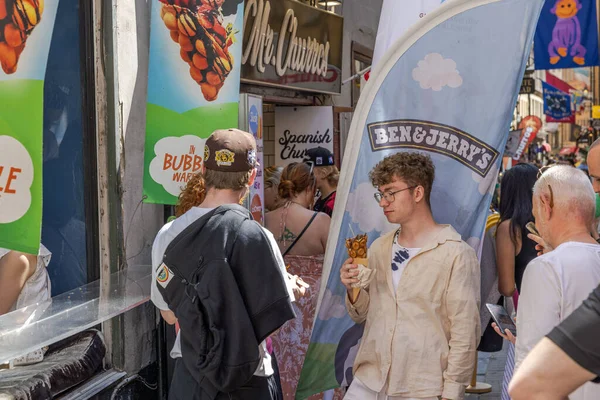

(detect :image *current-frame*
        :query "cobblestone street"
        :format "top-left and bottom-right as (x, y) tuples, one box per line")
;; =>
(466, 346), (509, 400)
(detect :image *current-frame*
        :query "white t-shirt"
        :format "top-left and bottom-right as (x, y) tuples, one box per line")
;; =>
(150, 206), (294, 377)
(391, 239), (420, 293)
(515, 241), (600, 400)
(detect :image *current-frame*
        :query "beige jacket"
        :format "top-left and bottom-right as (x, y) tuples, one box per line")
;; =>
(345, 225), (481, 400)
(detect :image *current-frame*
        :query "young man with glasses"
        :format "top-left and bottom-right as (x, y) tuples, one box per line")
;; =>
(340, 152), (481, 400)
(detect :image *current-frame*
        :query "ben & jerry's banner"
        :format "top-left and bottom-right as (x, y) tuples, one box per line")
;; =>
(296, 0), (545, 397)
(0, 0), (60, 254)
(534, 0), (599, 70)
(372, 0), (444, 67)
(144, 0), (244, 204)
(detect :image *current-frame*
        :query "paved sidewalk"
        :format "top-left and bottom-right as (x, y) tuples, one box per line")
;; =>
(466, 345), (509, 400)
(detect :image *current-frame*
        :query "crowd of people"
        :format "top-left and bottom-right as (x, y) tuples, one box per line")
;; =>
(145, 127), (600, 400)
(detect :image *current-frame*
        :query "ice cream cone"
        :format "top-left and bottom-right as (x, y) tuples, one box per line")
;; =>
(351, 257), (368, 302)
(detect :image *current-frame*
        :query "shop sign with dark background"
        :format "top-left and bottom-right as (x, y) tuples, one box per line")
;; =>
(241, 0), (343, 94)
(519, 77), (535, 94)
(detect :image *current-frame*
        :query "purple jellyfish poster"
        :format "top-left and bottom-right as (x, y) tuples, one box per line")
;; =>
(535, 0), (599, 70)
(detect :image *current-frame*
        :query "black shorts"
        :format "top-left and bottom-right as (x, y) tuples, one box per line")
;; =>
(169, 359), (279, 400)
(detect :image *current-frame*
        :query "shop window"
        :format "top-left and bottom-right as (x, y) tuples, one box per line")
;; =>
(42, 0), (98, 296)
(351, 42), (373, 108)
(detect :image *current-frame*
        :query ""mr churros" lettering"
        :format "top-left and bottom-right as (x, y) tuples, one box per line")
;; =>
(368, 120), (498, 177)
(242, 0), (330, 78)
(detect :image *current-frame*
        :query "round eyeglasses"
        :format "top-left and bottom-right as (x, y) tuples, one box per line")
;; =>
(374, 186), (417, 203)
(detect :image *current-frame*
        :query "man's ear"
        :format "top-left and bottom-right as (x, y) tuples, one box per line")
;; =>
(539, 193), (553, 218)
(413, 186), (425, 203)
(248, 168), (258, 186)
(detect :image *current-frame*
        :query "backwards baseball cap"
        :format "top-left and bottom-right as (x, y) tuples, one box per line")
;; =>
(304, 146), (335, 167)
(204, 129), (258, 172)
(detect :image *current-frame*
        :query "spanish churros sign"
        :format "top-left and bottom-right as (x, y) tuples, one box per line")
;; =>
(0, 0), (59, 254)
(143, 0), (245, 204)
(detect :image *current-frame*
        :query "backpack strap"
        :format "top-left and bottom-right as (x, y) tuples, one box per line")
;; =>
(282, 212), (319, 257)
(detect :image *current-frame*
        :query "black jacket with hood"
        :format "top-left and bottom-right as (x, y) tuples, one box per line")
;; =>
(157, 204), (295, 398)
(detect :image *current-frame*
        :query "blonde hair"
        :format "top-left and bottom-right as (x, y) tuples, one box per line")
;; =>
(264, 166), (283, 189)
(318, 165), (340, 187)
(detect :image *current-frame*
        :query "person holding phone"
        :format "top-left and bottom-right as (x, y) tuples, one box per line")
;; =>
(492, 163), (538, 400)
(502, 165), (600, 400)
(506, 139), (600, 400)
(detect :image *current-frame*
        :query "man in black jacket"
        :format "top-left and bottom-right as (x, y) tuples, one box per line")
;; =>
(151, 129), (296, 400)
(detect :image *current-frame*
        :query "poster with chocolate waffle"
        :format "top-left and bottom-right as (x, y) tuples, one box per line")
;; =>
(0, 0), (59, 254)
(144, 0), (244, 205)
(344, 233), (375, 302)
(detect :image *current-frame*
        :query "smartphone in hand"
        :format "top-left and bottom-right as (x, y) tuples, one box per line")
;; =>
(486, 303), (517, 336)
(526, 221), (539, 237)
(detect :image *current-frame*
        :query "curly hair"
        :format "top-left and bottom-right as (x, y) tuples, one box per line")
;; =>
(369, 152), (435, 206)
(175, 172), (207, 217)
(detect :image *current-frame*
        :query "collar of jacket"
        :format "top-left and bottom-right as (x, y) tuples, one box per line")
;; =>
(380, 224), (462, 254)
(377, 224), (463, 297)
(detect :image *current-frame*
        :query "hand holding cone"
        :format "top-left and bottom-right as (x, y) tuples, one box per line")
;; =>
(0, 0), (44, 74)
(159, 0), (235, 102)
(345, 234), (369, 302)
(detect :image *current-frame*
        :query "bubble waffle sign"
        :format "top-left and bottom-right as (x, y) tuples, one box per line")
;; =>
(0, 136), (34, 223)
(149, 135), (207, 197)
(368, 120), (499, 177)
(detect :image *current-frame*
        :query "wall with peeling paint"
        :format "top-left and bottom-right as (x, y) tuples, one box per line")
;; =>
(114, 0), (162, 373)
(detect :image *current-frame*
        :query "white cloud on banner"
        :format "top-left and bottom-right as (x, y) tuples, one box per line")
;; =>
(0, 136), (34, 223)
(412, 53), (463, 91)
(318, 289), (348, 321)
(347, 182), (395, 234)
(471, 163), (500, 196)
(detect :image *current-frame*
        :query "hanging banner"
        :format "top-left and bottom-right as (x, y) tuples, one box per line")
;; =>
(543, 81), (572, 120)
(143, 0), (245, 204)
(511, 116), (542, 166)
(545, 72), (576, 123)
(239, 94), (265, 224)
(275, 106), (334, 166)
(570, 68), (591, 115)
(534, 0), (599, 70)
(296, 0), (544, 397)
(504, 130), (522, 158)
(372, 0), (445, 67)
(0, 0), (60, 254)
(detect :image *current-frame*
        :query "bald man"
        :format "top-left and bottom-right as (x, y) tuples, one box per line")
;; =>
(510, 141), (600, 400)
